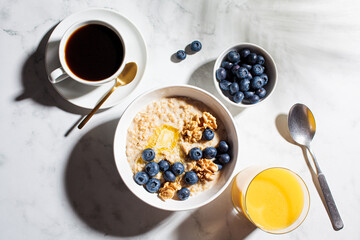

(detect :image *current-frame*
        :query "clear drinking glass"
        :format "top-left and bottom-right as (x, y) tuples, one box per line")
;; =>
(231, 166), (310, 234)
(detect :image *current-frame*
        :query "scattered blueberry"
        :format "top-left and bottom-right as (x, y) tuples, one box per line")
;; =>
(251, 64), (264, 76)
(177, 187), (190, 200)
(229, 82), (239, 95)
(227, 50), (240, 63)
(163, 170), (176, 182)
(251, 76), (265, 89)
(256, 88), (267, 98)
(221, 61), (233, 70)
(244, 91), (255, 99)
(241, 64), (252, 71)
(134, 171), (149, 185)
(246, 53), (257, 64)
(260, 73), (268, 85)
(145, 178), (161, 193)
(244, 94), (260, 104)
(233, 91), (244, 103)
(203, 128), (215, 141)
(142, 148), (155, 162)
(216, 67), (227, 81)
(240, 49), (251, 59)
(236, 67), (249, 79)
(256, 55), (265, 65)
(219, 80), (232, 91)
(218, 140), (229, 153)
(239, 78), (250, 92)
(171, 162), (185, 175)
(189, 147), (202, 161)
(183, 171), (198, 185)
(145, 161), (160, 177)
(203, 147), (217, 159)
(158, 160), (170, 172)
(190, 40), (202, 52)
(176, 50), (186, 60)
(246, 72), (253, 80)
(217, 153), (231, 164)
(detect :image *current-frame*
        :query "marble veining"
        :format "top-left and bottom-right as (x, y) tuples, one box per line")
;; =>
(1, 0), (360, 239)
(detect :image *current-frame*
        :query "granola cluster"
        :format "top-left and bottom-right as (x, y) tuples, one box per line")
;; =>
(181, 112), (217, 143)
(193, 159), (218, 182)
(159, 182), (181, 200)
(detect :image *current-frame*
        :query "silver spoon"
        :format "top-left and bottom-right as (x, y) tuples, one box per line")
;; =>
(288, 103), (343, 231)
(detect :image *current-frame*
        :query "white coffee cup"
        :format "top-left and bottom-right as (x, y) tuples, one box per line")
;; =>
(49, 20), (127, 86)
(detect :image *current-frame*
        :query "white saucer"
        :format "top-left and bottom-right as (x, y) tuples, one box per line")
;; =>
(45, 8), (147, 109)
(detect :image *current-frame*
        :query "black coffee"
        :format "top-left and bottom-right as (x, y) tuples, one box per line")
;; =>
(65, 24), (124, 81)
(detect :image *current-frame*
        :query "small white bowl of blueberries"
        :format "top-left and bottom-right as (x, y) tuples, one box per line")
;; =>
(213, 43), (277, 107)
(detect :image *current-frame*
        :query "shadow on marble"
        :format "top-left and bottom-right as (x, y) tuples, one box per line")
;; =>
(64, 119), (172, 236)
(187, 60), (246, 118)
(176, 182), (256, 240)
(275, 113), (296, 144)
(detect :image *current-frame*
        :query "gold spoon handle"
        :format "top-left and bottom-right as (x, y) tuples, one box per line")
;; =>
(78, 79), (121, 129)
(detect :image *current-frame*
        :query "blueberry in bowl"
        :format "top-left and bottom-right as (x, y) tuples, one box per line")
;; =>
(213, 43), (277, 107)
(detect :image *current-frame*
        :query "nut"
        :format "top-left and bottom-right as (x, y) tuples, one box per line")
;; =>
(159, 182), (181, 201)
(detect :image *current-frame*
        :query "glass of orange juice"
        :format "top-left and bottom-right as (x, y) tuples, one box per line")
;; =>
(231, 166), (310, 234)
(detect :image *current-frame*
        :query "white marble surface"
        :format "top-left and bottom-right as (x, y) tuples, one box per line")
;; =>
(1, 0), (360, 239)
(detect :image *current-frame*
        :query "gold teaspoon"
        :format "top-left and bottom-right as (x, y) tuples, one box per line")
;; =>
(78, 62), (138, 129)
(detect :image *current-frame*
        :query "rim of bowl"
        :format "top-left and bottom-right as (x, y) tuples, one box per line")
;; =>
(113, 84), (240, 211)
(213, 42), (278, 108)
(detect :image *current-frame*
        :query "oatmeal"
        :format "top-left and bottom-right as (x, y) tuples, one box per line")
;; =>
(126, 97), (229, 200)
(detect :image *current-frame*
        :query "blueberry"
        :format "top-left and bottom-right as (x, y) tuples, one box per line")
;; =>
(134, 171), (149, 185)
(203, 128), (214, 141)
(177, 187), (190, 200)
(231, 64), (240, 75)
(244, 91), (255, 99)
(227, 50), (240, 63)
(158, 160), (170, 172)
(213, 160), (223, 170)
(203, 147), (217, 159)
(232, 91), (244, 103)
(176, 50), (186, 60)
(163, 170), (176, 182)
(145, 162), (160, 177)
(246, 53), (257, 64)
(244, 94), (260, 104)
(251, 64), (264, 76)
(216, 67), (227, 81)
(241, 64), (252, 71)
(183, 171), (198, 185)
(240, 49), (251, 59)
(219, 80), (232, 91)
(260, 73), (268, 85)
(190, 40), (202, 52)
(217, 153), (231, 164)
(256, 88), (266, 98)
(145, 178), (161, 193)
(142, 148), (155, 162)
(236, 67), (249, 79)
(239, 79), (250, 92)
(189, 147), (202, 161)
(229, 82), (239, 95)
(218, 140), (229, 153)
(221, 61), (233, 70)
(256, 55), (265, 65)
(251, 76), (265, 89)
(171, 162), (185, 175)
(245, 72), (253, 81)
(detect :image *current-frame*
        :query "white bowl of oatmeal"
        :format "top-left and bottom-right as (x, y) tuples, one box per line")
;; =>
(113, 85), (239, 211)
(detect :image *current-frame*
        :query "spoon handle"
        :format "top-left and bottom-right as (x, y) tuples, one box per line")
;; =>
(318, 173), (344, 231)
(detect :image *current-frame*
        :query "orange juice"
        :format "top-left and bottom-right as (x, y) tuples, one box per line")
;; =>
(232, 167), (309, 233)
